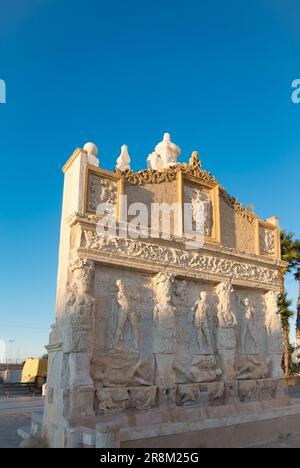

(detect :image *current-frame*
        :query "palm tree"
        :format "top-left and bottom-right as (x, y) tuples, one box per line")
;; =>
(278, 292), (294, 375)
(296, 269), (300, 342)
(281, 231), (300, 279)
(280, 230), (300, 375)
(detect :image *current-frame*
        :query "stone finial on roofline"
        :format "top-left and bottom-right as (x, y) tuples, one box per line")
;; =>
(83, 142), (99, 167)
(148, 133), (181, 170)
(116, 145), (131, 172)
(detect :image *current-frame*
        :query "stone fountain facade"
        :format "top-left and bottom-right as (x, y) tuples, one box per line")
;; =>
(39, 135), (288, 448)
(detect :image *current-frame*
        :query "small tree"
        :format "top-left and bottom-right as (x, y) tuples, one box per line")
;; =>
(280, 231), (300, 375)
(278, 292), (294, 376)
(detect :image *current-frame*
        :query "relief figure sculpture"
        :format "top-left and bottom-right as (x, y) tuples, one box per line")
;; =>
(240, 297), (258, 354)
(114, 279), (140, 351)
(192, 291), (213, 353)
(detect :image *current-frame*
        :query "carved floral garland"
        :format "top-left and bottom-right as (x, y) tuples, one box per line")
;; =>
(82, 232), (280, 287)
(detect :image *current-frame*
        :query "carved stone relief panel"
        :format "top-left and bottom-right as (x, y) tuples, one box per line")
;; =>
(234, 290), (260, 355)
(74, 259), (284, 417)
(173, 279), (217, 356)
(63, 258), (96, 354)
(259, 227), (275, 256)
(87, 173), (117, 213)
(184, 184), (213, 237)
(91, 265), (155, 390)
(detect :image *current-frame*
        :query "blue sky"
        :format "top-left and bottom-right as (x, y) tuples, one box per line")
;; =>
(0, 0), (300, 360)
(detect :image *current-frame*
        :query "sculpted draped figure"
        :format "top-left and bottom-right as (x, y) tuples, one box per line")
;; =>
(192, 291), (213, 353)
(114, 279), (140, 351)
(240, 297), (258, 354)
(64, 258), (96, 353)
(192, 190), (213, 237)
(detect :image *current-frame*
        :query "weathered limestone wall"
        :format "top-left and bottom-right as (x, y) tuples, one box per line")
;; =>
(41, 138), (286, 448)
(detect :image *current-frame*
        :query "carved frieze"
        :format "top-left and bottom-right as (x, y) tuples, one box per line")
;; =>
(80, 233), (280, 288)
(122, 152), (217, 186)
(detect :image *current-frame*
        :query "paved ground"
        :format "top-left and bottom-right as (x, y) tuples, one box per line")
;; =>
(253, 433), (300, 448)
(0, 397), (44, 448)
(0, 395), (300, 448)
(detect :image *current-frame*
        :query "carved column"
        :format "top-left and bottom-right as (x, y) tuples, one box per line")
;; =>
(216, 281), (237, 382)
(153, 273), (176, 399)
(265, 290), (284, 378)
(63, 257), (96, 419)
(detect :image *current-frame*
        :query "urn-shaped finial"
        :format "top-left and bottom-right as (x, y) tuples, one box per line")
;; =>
(154, 133), (181, 169)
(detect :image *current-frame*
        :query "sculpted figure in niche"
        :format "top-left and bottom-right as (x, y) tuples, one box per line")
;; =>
(260, 229), (275, 255)
(192, 189), (213, 237)
(236, 357), (271, 380)
(192, 291), (213, 353)
(114, 280), (139, 351)
(216, 281), (236, 329)
(88, 175), (117, 212)
(265, 291), (283, 354)
(65, 258), (96, 353)
(240, 297), (258, 354)
(153, 273), (176, 354)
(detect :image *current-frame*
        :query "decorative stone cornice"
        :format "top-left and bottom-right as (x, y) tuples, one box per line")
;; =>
(77, 231), (281, 289)
(68, 212), (286, 268)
